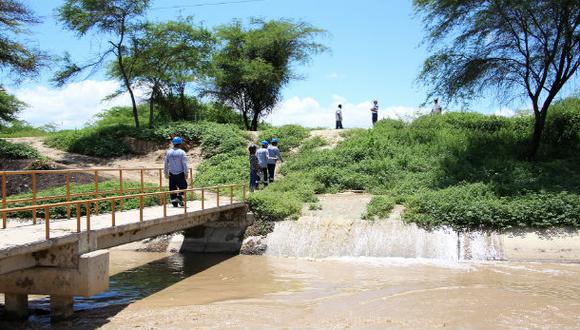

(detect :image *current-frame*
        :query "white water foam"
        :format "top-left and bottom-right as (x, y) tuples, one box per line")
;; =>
(265, 218), (503, 261)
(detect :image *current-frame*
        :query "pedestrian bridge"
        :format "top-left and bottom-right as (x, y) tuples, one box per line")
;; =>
(0, 168), (252, 321)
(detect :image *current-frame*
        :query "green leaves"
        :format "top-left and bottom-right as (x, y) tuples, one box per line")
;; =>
(0, 139), (41, 159)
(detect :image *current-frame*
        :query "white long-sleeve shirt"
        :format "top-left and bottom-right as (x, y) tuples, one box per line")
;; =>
(164, 148), (188, 176)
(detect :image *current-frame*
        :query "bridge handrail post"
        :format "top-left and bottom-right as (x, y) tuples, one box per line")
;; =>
(2, 173), (6, 229)
(163, 191), (167, 218)
(86, 201), (91, 232)
(139, 195), (144, 222)
(44, 206), (50, 240)
(216, 187), (220, 207)
(140, 169), (144, 194)
(119, 170), (124, 210)
(76, 202), (81, 233)
(32, 172), (37, 225)
(201, 188), (205, 210)
(94, 170), (99, 215)
(66, 173), (71, 219)
(158, 169), (163, 205)
(111, 198), (116, 227)
(183, 190), (187, 214)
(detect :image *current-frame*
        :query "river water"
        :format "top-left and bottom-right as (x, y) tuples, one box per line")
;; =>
(4, 250), (579, 329)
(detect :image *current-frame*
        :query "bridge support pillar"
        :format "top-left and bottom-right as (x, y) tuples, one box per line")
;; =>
(4, 293), (28, 320)
(50, 295), (74, 321)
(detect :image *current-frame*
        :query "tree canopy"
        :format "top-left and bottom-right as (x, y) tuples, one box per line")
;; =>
(415, 0), (580, 159)
(55, 0), (151, 128)
(207, 19), (326, 131)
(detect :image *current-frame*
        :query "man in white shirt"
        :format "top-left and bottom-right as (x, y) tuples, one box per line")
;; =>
(335, 104), (343, 129)
(432, 98), (442, 115)
(370, 100), (379, 126)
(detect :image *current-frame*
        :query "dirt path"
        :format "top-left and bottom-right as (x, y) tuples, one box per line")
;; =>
(309, 129), (348, 149)
(6, 137), (202, 184)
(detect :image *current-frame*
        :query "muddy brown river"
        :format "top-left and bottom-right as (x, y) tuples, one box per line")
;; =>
(5, 250), (577, 329)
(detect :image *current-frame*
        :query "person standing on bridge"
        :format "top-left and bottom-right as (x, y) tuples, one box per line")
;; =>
(256, 140), (270, 187)
(267, 138), (283, 182)
(164, 136), (189, 207)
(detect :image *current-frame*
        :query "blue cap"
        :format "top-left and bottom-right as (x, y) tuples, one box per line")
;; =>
(172, 136), (183, 145)
(271, 138), (278, 143)
(260, 140), (269, 146)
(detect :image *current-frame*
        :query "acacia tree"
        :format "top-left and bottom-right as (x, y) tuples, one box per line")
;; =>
(415, 0), (580, 159)
(54, 0), (150, 128)
(0, 0), (47, 125)
(207, 19), (325, 131)
(115, 19), (215, 127)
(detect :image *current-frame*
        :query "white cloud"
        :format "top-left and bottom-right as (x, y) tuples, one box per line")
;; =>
(267, 96), (429, 128)
(494, 108), (516, 117)
(326, 72), (342, 80)
(11, 80), (145, 129)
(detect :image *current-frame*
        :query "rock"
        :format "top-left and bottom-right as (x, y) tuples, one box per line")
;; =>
(240, 236), (267, 255)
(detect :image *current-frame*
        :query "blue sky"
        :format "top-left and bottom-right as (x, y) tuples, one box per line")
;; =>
(7, 0), (537, 128)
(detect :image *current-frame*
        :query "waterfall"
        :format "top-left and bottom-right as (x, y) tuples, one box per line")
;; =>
(265, 218), (504, 261)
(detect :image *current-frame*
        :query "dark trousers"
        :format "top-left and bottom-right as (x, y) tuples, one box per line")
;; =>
(372, 113), (378, 125)
(336, 120), (343, 129)
(261, 167), (269, 186)
(169, 172), (188, 206)
(267, 163), (276, 182)
(249, 169), (259, 192)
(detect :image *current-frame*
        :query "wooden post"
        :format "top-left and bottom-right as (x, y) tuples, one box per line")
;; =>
(158, 169), (163, 205)
(216, 187), (220, 207)
(94, 170), (99, 215)
(44, 206), (49, 240)
(2, 173), (6, 229)
(230, 186), (234, 204)
(65, 173), (71, 219)
(183, 191), (187, 214)
(201, 188), (205, 210)
(111, 199), (116, 227)
(119, 170), (124, 210)
(140, 169), (144, 193)
(32, 172), (37, 225)
(86, 202), (91, 232)
(139, 195), (144, 222)
(163, 192), (167, 219)
(76, 203), (81, 233)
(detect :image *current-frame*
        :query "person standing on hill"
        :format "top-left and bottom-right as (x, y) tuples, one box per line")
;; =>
(432, 98), (442, 115)
(164, 137), (188, 207)
(370, 100), (379, 126)
(267, 138), (284, 182)
(248, 145), (261, 192)
(256, 140), (270, 187)
(335, 104), (343, 129)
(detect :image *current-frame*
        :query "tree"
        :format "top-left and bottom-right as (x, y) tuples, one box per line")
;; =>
(207, 19), (325, 131)
(115, 18), (215, 127)
(55, 0), (150, 128)
(0, 0), (46, 125)
(414, 0), (580, 159)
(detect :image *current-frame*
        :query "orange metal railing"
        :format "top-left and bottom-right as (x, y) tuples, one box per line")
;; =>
(0, 183), (247, 240)
(0, 167), (195, 228)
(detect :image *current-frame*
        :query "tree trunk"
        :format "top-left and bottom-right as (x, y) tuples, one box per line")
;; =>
(528, 108), (548, 160)
(242, 110), (250, 130)
(148, 94), (154, 129)
(116, 20), (139, 128)
(250, 112), (260, 131)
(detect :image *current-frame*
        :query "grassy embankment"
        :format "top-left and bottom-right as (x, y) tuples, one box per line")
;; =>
(27, 97), (580, 231)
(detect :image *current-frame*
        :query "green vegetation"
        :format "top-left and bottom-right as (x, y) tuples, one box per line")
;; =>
(7, 180), (159, 219)
(251, 98), (580, 231)
(362, 196), (396, 220)
(0, 140), (41, 159)
(0, 121), (56, 138)
(258, 124), (309, 152)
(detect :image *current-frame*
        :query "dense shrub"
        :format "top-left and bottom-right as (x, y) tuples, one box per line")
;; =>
(362, 195), (396, 220)
(258, 124), (309, 152)
(247, 191), (302, 221)
(0, 140), (41, 159)
(0, 121), (54, 138)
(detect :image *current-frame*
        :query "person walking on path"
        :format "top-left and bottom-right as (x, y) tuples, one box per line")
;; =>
(248, 145), (261, 192)
(335, 104), (343, 129)
(370, 100), (379, 126)
(432, 98), (442, 115)
(256, 140), (270, 187)
(164, 136), (188, 207)
(267, 138), (284, 182)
